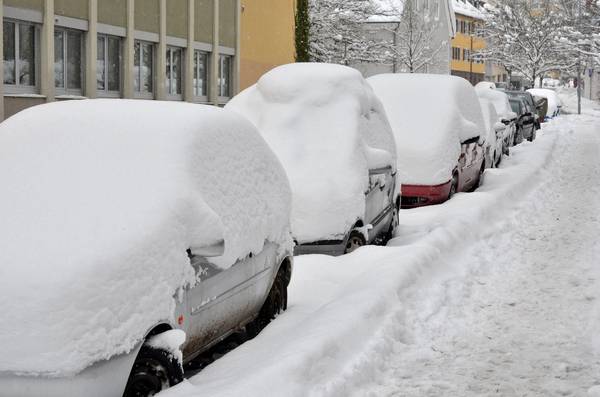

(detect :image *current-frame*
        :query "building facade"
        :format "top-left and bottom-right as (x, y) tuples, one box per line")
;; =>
(450, 0), (485, 84)
(1, 0), (241, 121)
(239, 0), (295, 90)
(353, 0), (456, 78)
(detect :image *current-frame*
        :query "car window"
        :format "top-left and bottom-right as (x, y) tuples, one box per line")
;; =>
(510, 100), (520, 114)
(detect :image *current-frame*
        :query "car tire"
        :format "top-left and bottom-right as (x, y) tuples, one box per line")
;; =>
(122, 345), (184, 397)
(344, 230), (366, 254)
(448, 173), (459, 199)
(246, 266), (288, 339)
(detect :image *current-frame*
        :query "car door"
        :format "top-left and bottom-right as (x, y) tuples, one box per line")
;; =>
(364, 166), (394, 241)
(182, 247), (272, 361)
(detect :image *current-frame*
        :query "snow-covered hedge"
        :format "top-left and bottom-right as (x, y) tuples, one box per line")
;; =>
(0, 100), (292, 376)
(368, 73), (486, 186)
(226, 63), (396, 244)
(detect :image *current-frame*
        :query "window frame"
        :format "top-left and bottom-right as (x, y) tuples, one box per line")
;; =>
(218, 54), (232, 102)
(166, 45), (184, 100)
(54, 27), (85, 96)
(133, 39), (155, 99)
(96, 33), (122, 98)
(193, 49), (209, 102)
(3, 19), (41, 95)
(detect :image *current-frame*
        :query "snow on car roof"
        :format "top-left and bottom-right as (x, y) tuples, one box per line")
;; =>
(475, 86), (513, 120)
(527, 88), (562, 115)
(226, 63), (396, 244)
(368, 73), (486, 186)
(0, 99), (291, 376)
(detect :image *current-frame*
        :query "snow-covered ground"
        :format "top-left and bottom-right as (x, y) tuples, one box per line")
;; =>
(163, 107), (600, 396)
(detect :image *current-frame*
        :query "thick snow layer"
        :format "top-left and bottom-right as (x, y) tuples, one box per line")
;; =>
(452, 0), (485, 19)
(0, 100), (291, 376)
(226, 63), (396, 243)
(478, 97), (499, 147)
(368, 73), (486, 185)
(163, 111), (600, 397)
(528, 88), (562, 116)
(475, 85), (515, 120)
(147, 330), (186, 365)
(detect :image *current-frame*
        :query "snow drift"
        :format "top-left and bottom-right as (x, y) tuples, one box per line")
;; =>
(368, 73), (486, 186)
(226, 63), (396, 244)
(0, 99), (292, 376)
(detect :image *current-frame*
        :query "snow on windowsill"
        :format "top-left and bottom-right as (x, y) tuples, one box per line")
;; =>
(55, 94), (88, 100)
(4, 93), (46, 99)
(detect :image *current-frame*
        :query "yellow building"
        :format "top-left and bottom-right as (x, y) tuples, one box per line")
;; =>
(450, 9), (486, 85)
(239, 0), (296, 90)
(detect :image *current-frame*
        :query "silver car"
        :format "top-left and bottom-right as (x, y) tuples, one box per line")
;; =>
(0, 100), (294, 397)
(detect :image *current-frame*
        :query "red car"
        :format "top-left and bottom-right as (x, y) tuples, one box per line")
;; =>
(368, 74), (487, 208)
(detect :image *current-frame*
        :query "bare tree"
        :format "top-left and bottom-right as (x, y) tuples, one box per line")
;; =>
(478, 0), (577, 87)
(374, 0), (448, 73)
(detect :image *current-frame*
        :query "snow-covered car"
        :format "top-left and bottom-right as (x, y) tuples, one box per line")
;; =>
(0, 100), (294, 397)
(527, 88), (562, 119)
(475, 86), (517, 156)
(226, 63), (399, 255)
(478, 98), (506, 168)
(368, 74), (487, 208)
(509, 97), (537, 143)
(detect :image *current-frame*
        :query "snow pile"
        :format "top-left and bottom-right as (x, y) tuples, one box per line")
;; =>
(556, 87), (600, 115)
(0, 100), (291, 376)
(162, 113), (567, 397)
(475, 86), (515, 120)
(527, 88), (562, 117)
(452, 0), (485, 20)
(368, 73), (486, 185)
(226, 63), (396, 244)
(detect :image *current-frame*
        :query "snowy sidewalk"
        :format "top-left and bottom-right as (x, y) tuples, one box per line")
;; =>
(352, 113), (600, 396)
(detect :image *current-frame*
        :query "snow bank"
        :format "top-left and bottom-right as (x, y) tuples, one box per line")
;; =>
(528, 88), (561, 117)
(162, 112), (566, 397)
(368, 73), (486, 185)
(0, 100), (291, 376)
(226, 63), (396, 244)
(556, 87), (600, 115)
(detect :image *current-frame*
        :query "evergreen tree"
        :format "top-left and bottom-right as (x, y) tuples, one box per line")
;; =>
(296, 0), (311, 62)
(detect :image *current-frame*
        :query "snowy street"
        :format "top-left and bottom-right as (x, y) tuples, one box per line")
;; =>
(163, 109), (600, 397)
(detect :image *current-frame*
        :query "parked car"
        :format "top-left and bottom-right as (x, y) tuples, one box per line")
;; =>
(478, 98), (506, 168)
(227, 63), (399, 255)
(527, 88), (562, 119)
(0, 100), (294, 397)
(502, 90), (541, 131)
(475, 86), (517, 156)
(368, 74), (487, 208)
(509, 97), (537, 143)
(533, 95), (549, 123)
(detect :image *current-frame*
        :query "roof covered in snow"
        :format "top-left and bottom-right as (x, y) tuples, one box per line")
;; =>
(0, 100), (292, 376)
(368, 73), (486, 185)
(226, 63), (397, 244)
(475, 86), (515, 120)
(452, 0), (484, 20)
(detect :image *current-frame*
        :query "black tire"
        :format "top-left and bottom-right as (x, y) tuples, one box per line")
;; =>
(448, 173), (459, 199)
(123, 345), (184, 397)
(246, 266), (288, 338)
(344, 230), (366, 254)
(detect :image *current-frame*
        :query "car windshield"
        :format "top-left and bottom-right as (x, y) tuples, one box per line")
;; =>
(509, 100), (521, 114)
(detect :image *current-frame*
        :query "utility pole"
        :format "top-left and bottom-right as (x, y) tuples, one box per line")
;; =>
(577, 0), (582, 115)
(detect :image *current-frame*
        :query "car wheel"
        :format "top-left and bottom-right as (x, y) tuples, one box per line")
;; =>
(344, 230), (366, 254)
(123, 345), (184, 397)
(246, 266), (287, 338)
(448, 173), (459, 199)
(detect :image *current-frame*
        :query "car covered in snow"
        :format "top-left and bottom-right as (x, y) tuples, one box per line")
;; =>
(226, 63), (399, 255)
(478, 98), (506, 168)
(368, 74), (487, 208)
(0, 100), (294, 397)
(475, 86), (517, 157)
(527, 88), (562, 120)
(509, 96), (537, 143)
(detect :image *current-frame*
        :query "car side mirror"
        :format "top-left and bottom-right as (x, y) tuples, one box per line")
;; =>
(189, 239), (225, 258)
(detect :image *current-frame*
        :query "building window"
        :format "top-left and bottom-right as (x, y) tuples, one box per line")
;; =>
(452, 47), (461, 60)
(218, 54), (232, 98)
(4, 20), (38, 91)
(54, 28), (84, 93)
(193, 50), (208, 98)
(166, 46), (183, 97)
(134, 40), (153, 95)
(97, 35), (121, 95)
